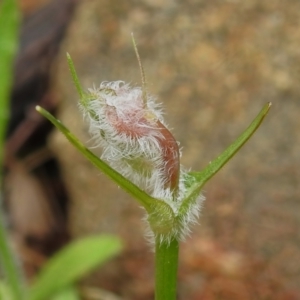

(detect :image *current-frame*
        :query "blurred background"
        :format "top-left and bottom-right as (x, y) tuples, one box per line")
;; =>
(4, 0), (300, 299)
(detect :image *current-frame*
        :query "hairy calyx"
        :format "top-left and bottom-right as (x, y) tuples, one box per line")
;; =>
(79, 81), (203, 242)
(81, 81), (181, 199)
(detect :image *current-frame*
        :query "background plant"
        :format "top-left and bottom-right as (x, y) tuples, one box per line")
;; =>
(0, 0), (22, 299)
(0, 1), (121, 300)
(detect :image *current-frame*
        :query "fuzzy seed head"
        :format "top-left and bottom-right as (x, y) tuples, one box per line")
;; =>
(81, 81), (182, 199)
(80, 81), (205, 243)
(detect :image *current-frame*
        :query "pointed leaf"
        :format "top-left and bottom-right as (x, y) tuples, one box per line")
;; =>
(179, 102), (271, 216)
(0, 2), (24, 300)
(36, 105), (157, 211)
(0, 0), (20, 157)
(66, 53), (84, 100)
(29, 235), (121, 300)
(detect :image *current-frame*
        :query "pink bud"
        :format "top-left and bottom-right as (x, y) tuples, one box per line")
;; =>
(82, 81), (181, 199)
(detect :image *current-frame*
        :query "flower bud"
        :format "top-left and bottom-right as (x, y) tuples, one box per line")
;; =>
(80, 81), (182, 201)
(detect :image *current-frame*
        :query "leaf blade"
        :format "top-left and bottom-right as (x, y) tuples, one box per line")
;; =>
(0, 0), (20, 161)
(36, 105), (156, 211)
(29, 235), (122, 300)
(51, 286), (80, 300)
(66, 53), (84, 99)
(0, 2), (24, 300)
(179, 102), (271, 216)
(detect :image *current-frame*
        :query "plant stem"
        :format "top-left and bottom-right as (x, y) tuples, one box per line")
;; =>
(155, 237), (179, 300)
(0, 0), (23, 298)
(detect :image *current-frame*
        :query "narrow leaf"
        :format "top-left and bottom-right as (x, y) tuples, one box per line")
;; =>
(0, 0), (20, 161)
(51, 286), (80, 300)
(66, 53), (84, 99)
(0, 280), (13, 300)
(179, 102), (271, 216)
(0, 2), (24, 300)
(29, 235), (122, 300)
(35, 106), (156, 211)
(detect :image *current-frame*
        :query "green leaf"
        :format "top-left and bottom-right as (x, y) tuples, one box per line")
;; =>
(0, 2), (24, 300)
(179, 102), (271, 216)
(51, 286), (80, 300)
(35, 105), (161, 212)
(0, 280), (13, 300)
(28, 235), (122, 300)
(66, 53), (84, 100)
(0, 0), (20, 163)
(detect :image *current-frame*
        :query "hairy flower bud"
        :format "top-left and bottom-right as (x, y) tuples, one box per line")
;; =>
(80, 81), (183, 202)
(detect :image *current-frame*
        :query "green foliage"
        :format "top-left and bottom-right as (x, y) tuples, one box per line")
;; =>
(0, 0), (20, 163)
(179, 102), (271, 217)
(36, 105), (155, 211)
(0, 280), (13, 300)
(51, 286), (80, 300)
(0, 1), (23, 300)
(28, 235), (122, 300)
(0, 6), (122, 299)
(66, 53), (84, 100)
(37, 92), (271, 242)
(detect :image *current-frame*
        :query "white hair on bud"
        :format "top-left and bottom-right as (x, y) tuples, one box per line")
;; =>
(80, 81), (205, 243)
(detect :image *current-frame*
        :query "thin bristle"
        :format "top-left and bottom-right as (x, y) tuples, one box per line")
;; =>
(131, 33), (147, 106)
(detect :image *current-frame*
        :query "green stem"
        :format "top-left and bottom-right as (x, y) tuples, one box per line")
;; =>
(155, 237), (179, 300)
(0, 0), (23, 298)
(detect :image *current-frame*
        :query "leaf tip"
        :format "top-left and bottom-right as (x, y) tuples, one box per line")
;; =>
(66, 52), (72, 62)
(264, 102), (272, 115)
